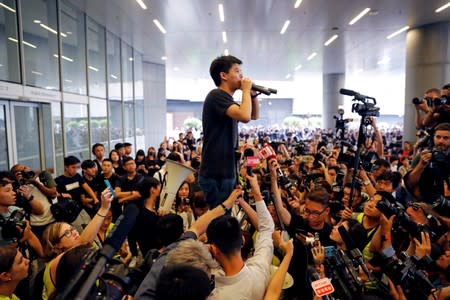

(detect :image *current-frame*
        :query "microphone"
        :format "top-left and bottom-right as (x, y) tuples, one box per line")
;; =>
(339, 88), (367, 101)
(252, 84), (277, 96)
(338, 225), (371, 277)
(76, 205), (140, 299)
(307, 266), (332, 300)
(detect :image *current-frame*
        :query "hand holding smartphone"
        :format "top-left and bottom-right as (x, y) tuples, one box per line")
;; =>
(104, 179), (116, 198)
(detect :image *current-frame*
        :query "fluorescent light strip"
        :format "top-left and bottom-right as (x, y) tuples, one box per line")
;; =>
(153, 19), (167, 34)
(129, 57), (134, 61)
(161, 56), (167, 60)
(88, 65), (99, 72)
(386, 26), (409, 39)
(280, 20), (290, 34)
(307, 52), (317, 60)
(23, 40), (37, 48)
(377, 57), (391, 65)
(40, 23), (57, 34)
(294, 0), (303, 8)
(324, 34), (338, 46)
(64, 79), (72, 83)
(436, 2), (450, 12)
(7, 37), (18, 43)
(53, 54), (73, 62)
(60, 32), (67, 37)
(218, 4), (224, 22)
(33, 20), (41, 24)
(222, 31), (227, 43)
(295, 64), (302, 71)
(349, 8), (370, 25)
(0, 2), (16, 13)
(136, 0), (147, 10)
(110, 74), (118, 79)
(31, 71), (43, 76)
(285, 73), (291, 79)
(224, 49), (229, 56)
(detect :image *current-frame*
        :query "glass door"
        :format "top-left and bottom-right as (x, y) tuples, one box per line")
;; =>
(0, 101), (10, 170)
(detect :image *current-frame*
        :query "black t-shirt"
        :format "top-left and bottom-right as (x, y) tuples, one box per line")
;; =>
(55, 173), (85, 204)
(116, 173), (144, 207)
(199, 88), (238, 179)
(136, 208), (159, 257)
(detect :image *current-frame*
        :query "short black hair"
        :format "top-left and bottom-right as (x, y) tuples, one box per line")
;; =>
(102, 158), (112, 164)
(114, 143), (124, 150)
(156, 214), (184, 247)
(156, 265), (211, 300)
(81, 159), (95, 170)
(122, 156), (134, 165)
(209, 55), (242, 87)
(435, 122), (450, 132)
(123, 142), (132, 147)
(64, 155), (80, 167)
(206, 215), (242, 256)
(305, 188), (330, 207)
(138, 176), (161, 199)
(91, 143), (104, 155)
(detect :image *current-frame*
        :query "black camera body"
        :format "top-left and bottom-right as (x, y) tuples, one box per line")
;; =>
(0, 208), (27, 240)
(351, 102), (380, 117)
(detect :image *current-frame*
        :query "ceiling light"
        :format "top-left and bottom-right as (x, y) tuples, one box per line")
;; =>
(33, 20), (41, 24)
(136, 0), (147, 10)
(174, 67), (180, 71)
(307, 52), (317, 60)
(218, 4), (224, 22)
(386, 26), (409, 39)
(32, 70), (43, 76)
(60, 32), (67, 37)
(436, 2), (450, 12)
(377, 57), (391, 65)
(295, 64), (302, 71)
(88, 65), (99, 72)
(7, 37), (18, 43)
(280, 20), (290, 35)
(324, 34), (339, 46)
(222, 31), (227, 43)
(53, 54), (73, 62)
(224, 49), (229, 56)
(285, 73), (291, 79)
(40, 23), (58, 34)
(110, 74), (118, 79)
(349, 8), (370, 25)
(64, 79), (73, 83)
(23, 40), (37, 48)
(294, 0), (303, 8)
(66, 31), (72, 35)
(161, 56), (167, 60)
(153, 19), (167, 34)
(0, 2), (15, 13)
(129, 57), (134, 61)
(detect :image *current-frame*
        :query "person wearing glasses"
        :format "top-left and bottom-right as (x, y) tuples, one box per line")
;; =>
(40, 188), (113, 300)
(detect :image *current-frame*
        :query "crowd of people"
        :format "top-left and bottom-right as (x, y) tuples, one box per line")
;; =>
(1, 54), (450, 300)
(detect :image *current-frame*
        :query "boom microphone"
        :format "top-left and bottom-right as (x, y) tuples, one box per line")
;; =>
(338, 225), (371, 277)
(339, 88), (368, 101)
(307, 266), (332, 300)
(252, 84), (277, 96)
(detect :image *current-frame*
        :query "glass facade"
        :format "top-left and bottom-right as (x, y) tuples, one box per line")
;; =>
(86, 18), (106, 99)
(0, 0), (20, 83)
(60, 0), (87, 94)
(0, 0), (145, 174)
(21, 0), (59, 90)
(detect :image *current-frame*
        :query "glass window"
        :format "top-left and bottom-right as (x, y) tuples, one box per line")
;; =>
(90, 98), (108, 151)
(64, 103), (89, 160)
(122, 42), (133, 101)
(21, 0), (59, 90)
(51, 102), (64, 174)
(0, 0), (20, 83)
(0, 103), (8, 170)
(41, 103), (55, 171)
(86, 18), (106, 99)
(134, 52), (145, 151)
(106, 32), (121, 100)
(124, 101), (134, 145)
(14, 105), (41, 170)
(108, 100), (123, 145)
(60, 0), (86, 94)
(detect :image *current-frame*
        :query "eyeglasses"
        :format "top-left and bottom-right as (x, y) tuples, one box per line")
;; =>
(302, 207), (327, 219)
(58, 226), (76, 240)
(209, 274), (215, 293)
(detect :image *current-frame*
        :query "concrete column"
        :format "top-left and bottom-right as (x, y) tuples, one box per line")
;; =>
(404, 22), (450, 142)
(323, 73), (345, 129)
(143, 61), (166, 148)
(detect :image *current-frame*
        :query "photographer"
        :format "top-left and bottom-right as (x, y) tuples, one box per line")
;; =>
(423, 84), (450, 128)
(404, 122), (450, 203)
(414, 88), (440, 130)
(9, 165), (44, 218)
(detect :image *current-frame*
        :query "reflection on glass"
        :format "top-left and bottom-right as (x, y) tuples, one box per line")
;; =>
(122, 42), (133, 101)
(87, 18), (106, 99)
(14, 105), (41, 170)
(64, 103), (89, 160)
(0, 0), (20, 83)
(107, 32), (121, 100)
(21, 0), (59, 89)
(134, 52), (144, 150)
(90, 98), (108, 151)
(0, 104), (8, 170)
(41, 104), (55, 171)
(124, 101), (134, 145)
(60, 0), (86, 94)
(52, 102), (64, 174)
(109, 100), (123, 145)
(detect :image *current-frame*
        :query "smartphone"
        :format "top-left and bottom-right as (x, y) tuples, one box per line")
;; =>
(104, 179), (116, 198)
(324, 246), (336, 257)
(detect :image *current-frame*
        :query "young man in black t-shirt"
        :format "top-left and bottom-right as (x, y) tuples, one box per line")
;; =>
(199, 55), (259, 209)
